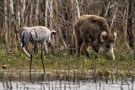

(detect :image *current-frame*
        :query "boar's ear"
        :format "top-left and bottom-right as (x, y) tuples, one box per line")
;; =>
(100, 31), (108, 42)
(113, 32), (117, 41)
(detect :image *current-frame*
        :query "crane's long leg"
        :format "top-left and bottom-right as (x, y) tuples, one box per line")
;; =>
(41, 43), (46, 79)
(30, 53), (32, 80)
(30, 47), (34, 80)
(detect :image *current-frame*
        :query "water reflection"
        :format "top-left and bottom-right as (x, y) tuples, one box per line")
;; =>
(0, 80), (134, 90)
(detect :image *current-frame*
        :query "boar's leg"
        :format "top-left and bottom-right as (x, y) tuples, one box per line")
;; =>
(83, 43), (90, 57)
(80, 41), (85, 55)
(76, 38), (83, 56)
(80, 41), (90, 57)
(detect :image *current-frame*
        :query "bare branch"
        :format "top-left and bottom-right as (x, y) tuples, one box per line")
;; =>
(110, 6), (118, 30)
(104, 2), (110, 17)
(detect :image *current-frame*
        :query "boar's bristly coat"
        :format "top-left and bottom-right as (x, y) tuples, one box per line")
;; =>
(74, 15), (116, 60)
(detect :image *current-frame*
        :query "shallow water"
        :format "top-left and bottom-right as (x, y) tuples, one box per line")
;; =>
(0, 80), (134, 90)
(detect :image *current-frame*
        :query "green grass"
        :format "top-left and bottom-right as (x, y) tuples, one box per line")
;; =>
(0, 48), (134, 71)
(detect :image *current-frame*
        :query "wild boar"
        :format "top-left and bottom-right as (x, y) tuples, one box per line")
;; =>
(74, 15), (116, 60)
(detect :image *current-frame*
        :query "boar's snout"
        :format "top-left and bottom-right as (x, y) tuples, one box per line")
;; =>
(98, 46), (115, 60)
(106, 50), (115, 60)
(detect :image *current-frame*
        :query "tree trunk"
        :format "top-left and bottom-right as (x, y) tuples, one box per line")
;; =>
(49, 0), (53, 29)
(9, 0), (15, 51)
(45, 0), (49, 27)
(29, 0), (33, 26)
(20, 0), (26, 27)
(35, 0), (39, 25)
(75, 0), (80, 19)
(71, 0), (80, 54)
(9, 0), (14, 15)
(127, 0), (135, 59)
(4, 0), (10, 54)
(16, 0), (20, 29)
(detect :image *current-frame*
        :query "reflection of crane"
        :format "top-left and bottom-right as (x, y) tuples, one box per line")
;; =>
(18, 26), (56, 80)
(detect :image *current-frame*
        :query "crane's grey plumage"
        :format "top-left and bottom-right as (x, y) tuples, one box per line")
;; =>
(18, 26), (56, 80)
(18, 26), (56, 58)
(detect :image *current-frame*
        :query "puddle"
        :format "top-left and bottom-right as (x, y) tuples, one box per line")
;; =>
(0, 80), (134, 90)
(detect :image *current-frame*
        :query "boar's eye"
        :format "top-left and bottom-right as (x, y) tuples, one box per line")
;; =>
(106, 43), (110, 48)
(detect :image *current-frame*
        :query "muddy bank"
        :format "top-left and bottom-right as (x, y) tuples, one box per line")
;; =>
(0, 69), (135, 83)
